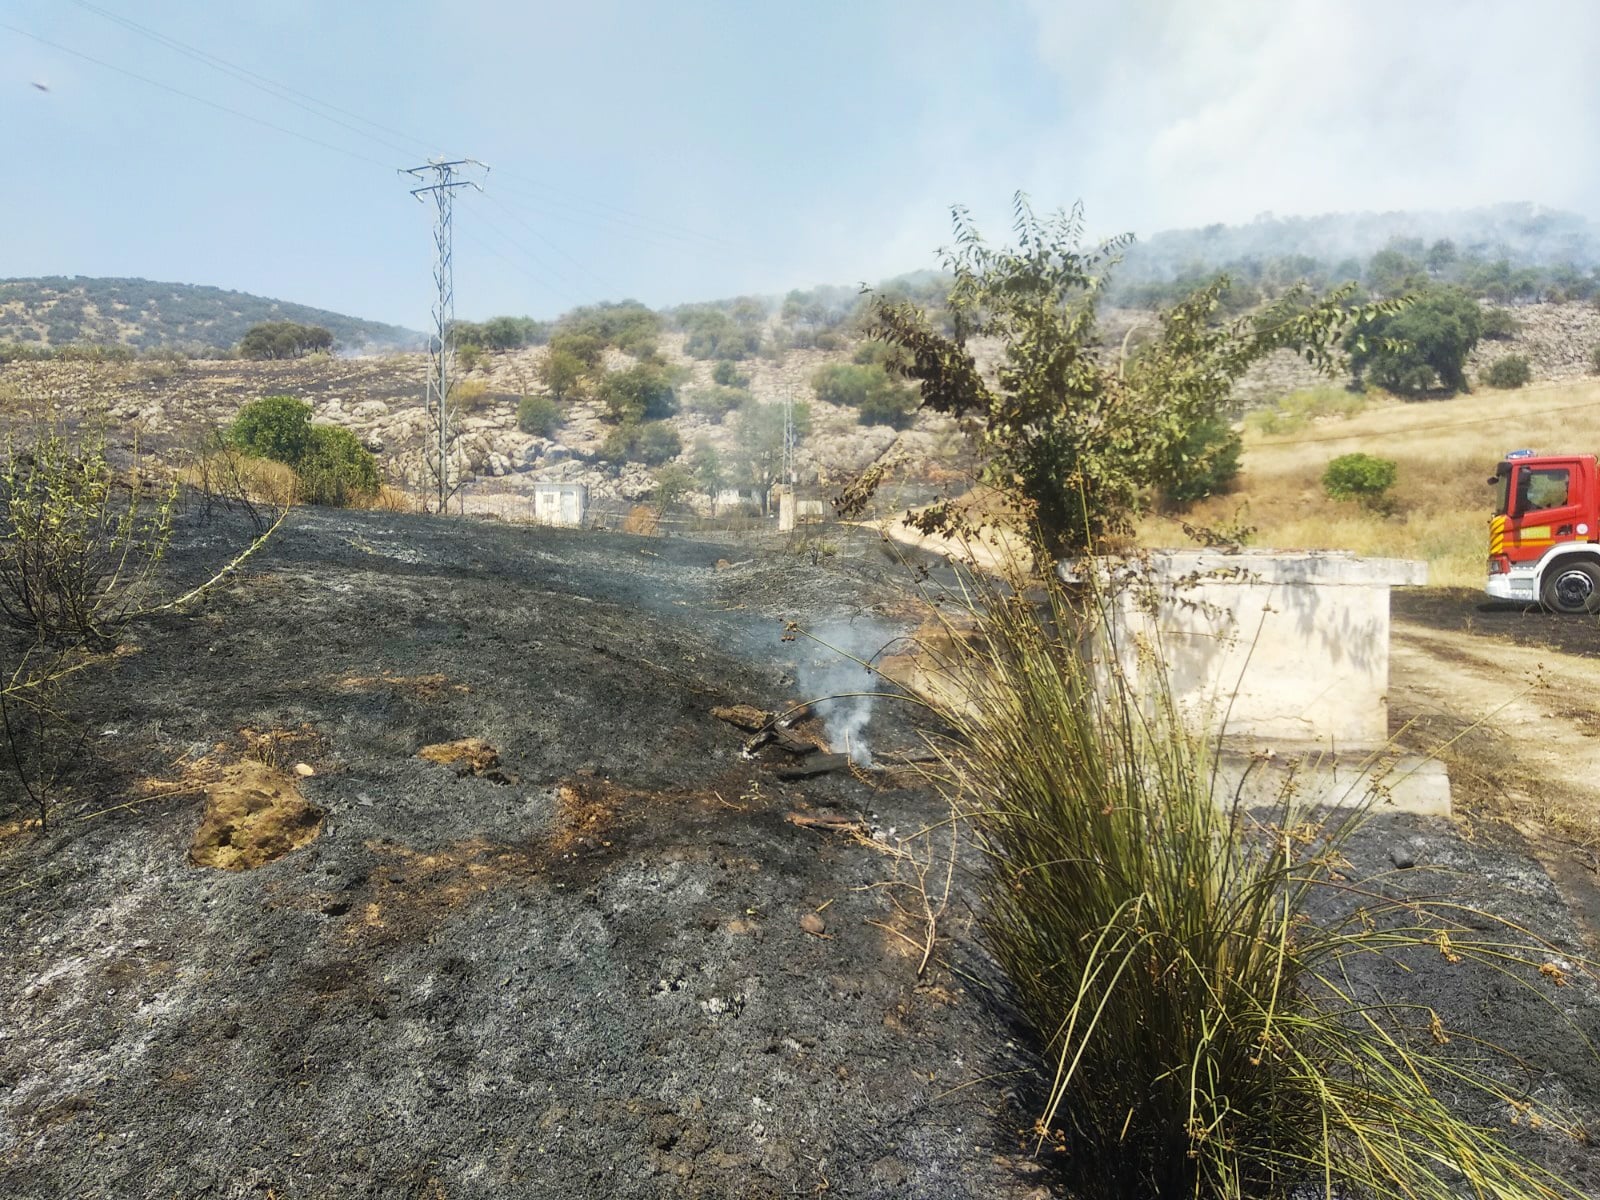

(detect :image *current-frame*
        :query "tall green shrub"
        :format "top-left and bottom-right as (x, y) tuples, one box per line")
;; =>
(1484, 354), (1532, 389)
(227, 395), (313, 465)
(1322, 452), (1397, 509)
(517, 394), (562, 437)
(227, 396), (378, 506)
(296, 425), (379, 506)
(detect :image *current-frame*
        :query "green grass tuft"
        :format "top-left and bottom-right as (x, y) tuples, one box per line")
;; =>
(917, 561), (1594, 1199)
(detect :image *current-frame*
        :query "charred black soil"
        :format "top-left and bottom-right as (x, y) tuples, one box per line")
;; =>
(1, 509), (1046, 1199)
(2, 521), (1599, 1198)
(1394, 586), (1600, 657)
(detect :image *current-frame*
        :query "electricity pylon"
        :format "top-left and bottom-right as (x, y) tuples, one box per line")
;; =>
(401, 158), (486, 513)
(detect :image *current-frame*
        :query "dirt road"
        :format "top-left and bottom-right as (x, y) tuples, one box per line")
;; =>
(1391, 589), (1600, 947)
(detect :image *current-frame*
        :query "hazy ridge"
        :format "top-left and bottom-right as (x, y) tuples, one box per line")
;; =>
(0, 276), (421, 354)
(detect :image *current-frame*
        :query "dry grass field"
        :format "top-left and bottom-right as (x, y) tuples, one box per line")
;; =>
(1138, 378), (1600, 585)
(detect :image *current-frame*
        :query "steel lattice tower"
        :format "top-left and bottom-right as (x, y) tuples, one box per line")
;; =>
(401, 158), (486, 513)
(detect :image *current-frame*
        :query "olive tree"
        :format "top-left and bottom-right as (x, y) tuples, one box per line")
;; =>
(863, 197), (1392, 558)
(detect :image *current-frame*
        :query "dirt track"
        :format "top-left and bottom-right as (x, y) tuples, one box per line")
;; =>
(2, 522), (1599, 1198)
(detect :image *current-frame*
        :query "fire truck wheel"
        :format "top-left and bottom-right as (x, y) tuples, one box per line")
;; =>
(1539, 559), (1600, 614)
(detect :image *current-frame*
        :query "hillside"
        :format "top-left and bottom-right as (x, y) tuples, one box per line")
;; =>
(9, 294), (1600, 524)
(0, 276), (421, 354)
(1137, 373), (1600, 587)
(0, 328), (971, 515)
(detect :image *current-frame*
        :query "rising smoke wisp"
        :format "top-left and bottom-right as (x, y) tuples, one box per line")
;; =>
(791, 619), (893, 766)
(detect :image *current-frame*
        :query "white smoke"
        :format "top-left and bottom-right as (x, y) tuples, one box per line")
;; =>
(793, 619), (892, 767)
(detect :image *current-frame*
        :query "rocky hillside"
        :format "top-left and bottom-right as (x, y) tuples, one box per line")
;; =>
(0, 330), (969, 511)
(7, 297), (1600, 513)
(1220, 299), (1600, 406)
(0, 277), (420, 354)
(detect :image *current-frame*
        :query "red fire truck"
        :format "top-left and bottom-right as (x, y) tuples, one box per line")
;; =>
(1487, 450), (1600, 612)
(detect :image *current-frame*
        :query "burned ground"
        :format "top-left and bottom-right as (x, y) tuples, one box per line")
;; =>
(0, 509), (1050, 1199)
(1394, 586), (1600, 658)
(2, 515), (1599, 1198)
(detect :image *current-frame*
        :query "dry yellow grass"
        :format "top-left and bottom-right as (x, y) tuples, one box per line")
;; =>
(356, 484), (416, 513)
(178, 451), (299, 508)
(1139, 378), (1600, 586)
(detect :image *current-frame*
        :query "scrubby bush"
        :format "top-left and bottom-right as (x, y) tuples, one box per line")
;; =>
(651, 463), (694, 512)
(296, 425), (379, 506)
(597, 363), (676, 424)
(686, 385), (749, 423)
(811, 362), (917, 428)
(538, 346), (588, 402)
(226, 396), (378, 507)
(453, 314), (550, 353)
(1322, 452), (1396, 510)
(1483, 354), (1532, 389)
(517, 394), (562, 437)
(1591, 344), (1600, 375)
(1347, 287), (1482, 395)
(227, 394), (314, 464)
(1244, 387), (1370, 436)
(1157, 415), (1241, 507)
(1, 427), (282, 829)
(811, 365), (869, 405)
(448, 380), (497, 414)
(1478, 306), (1521, 340)
(455, 343), (487, 374)
(857, 387), (917, 429)
(0, 428), (176, 644)
(711, 359), (749, 388)
(851, 339), (908, 369)
(677, 306), (760, 360)
(558, 301), (659, 357)
(545, 331), (606, 369)
(599, 420), (681, 466)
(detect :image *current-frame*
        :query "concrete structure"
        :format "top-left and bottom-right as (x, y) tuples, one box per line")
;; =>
(711, 487), (764, 515)
(774, 488), (826, 532)
(531, 482), (587, 528)
(1080, 549), (1446, 814)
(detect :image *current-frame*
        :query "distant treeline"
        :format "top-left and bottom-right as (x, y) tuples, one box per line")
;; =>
(1110, 203), (1600, 310)
(1108, 240), (1600, 313)
(0, 276), (420, 353)
(454, 208), (1600, 361)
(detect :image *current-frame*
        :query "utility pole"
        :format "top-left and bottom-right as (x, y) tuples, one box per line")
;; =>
(782, 392), (796, 487)
(400, 158), (487, 513)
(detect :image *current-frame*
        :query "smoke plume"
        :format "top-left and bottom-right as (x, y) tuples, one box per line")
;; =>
(792, 619), (892, 766)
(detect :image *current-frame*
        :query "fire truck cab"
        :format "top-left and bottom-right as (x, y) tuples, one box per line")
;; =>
(1486, 450), (1600, 612)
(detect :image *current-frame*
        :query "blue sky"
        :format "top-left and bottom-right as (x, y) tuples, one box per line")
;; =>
(4, 0), (1598, 329)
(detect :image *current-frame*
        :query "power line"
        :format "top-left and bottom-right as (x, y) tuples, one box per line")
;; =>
(0, 20), (395, 170)
(491, 178), (743, 254)
(69, 0), (748, 255)
(480, 193), (627, 299)
(491, 171), (742, 253)
(8, 10), (780, 312)
(65, 0), (431, 160)
(457, 227), (583, 312)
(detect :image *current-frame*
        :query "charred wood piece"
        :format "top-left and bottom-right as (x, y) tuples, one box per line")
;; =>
(775, 753), (851, 780)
